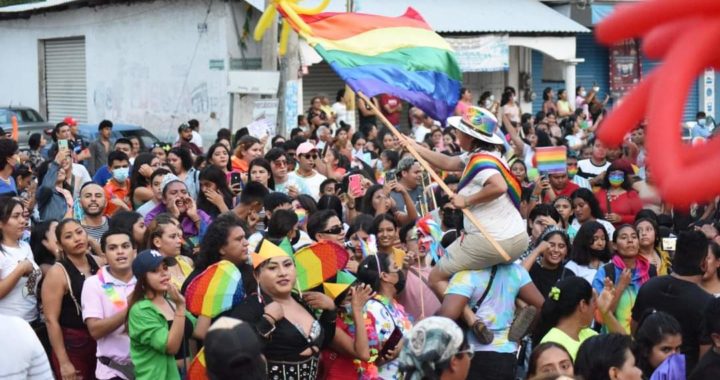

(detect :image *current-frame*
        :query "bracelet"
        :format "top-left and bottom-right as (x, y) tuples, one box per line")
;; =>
(530, 195), (540, 201)
(174, 313), (186, 318)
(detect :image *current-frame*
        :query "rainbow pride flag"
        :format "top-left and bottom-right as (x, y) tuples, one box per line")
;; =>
(457, 153), (521, 210)
(535, 146), (567, 174)
(291, 8), (462, 122)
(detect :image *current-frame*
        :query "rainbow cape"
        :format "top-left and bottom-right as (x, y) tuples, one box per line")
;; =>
(185, 260), (245, 318)
(290, 8), (461, 122)
(457, 152), (521, 210)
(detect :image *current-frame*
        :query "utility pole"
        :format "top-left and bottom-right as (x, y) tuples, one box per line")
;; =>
(261, 1), (278, 71)
(277, 30), (300, 138)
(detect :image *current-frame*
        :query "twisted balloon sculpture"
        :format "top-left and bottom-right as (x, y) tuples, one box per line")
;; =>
(596, 0), (720, 207)
(253, 0), (330, 55)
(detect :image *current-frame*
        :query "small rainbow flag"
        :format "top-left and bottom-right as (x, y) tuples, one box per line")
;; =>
(185, 260), (245, 318)
(457, 153), (521, 210)
(535, 146), (567, 174)
(290, 8), (462, 122)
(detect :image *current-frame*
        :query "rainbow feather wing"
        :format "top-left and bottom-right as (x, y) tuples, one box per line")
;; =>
(295, 241), (349, 291)
(185, 260), (245, 318)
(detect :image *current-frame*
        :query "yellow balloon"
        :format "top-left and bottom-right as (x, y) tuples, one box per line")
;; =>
(281, 4), (312, 35)
(278, 21), (291, 55)
(253, 5), (277, 41)
(287, 0), (330, 15)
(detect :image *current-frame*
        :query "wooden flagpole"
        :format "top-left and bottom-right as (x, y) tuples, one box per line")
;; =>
(358, 92), (511, 262)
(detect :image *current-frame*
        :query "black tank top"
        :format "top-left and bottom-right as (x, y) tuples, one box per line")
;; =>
(58, 255), (100, 329)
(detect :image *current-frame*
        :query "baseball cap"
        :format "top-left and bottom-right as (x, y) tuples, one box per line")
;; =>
(205, 317), (264, 379)
(132, 249), (177, 277)
(63, 116), (78, 127)
(296, 141), (317, 155)
(398, 316), (467, 379)
(178, 123), (192, 132)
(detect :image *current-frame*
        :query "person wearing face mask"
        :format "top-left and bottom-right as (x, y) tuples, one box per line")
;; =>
(479, 91), (498, 114)
(500, 87), (521, 125)
(103, 151), (133, 217)
(594, 160), (642, 228)
(575, 86), (589, 118)
(356, 252), (413, 380)
(566, 154), (591, 190)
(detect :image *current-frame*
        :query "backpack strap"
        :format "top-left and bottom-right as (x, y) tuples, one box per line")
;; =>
(471, 265), (498, 313)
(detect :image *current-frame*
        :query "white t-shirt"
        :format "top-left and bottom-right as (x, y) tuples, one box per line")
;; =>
(288, 170), (327, 200)
(564, 260), (599, 285)
(458, 151), (526, 240)
(577, 159), (610, 180)
(0, 314), (52, 379)
(331, 102), (348, 125)
(0, 242), (40, 322)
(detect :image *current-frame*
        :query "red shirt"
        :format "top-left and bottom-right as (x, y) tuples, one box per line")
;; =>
(595, 189), (643, 226)
(544, 181), (580, 203)
(379, 94), (402, 126)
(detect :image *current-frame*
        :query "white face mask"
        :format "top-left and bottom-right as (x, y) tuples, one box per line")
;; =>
(579, 90), (587, 97)
(484, 99), (492, 108)
(512, 95), (517, 102)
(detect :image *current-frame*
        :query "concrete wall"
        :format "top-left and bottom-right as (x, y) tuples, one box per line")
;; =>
(0, 0), (261, 145)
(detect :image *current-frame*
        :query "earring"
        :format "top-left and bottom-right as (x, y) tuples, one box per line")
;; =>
(256, 283), (263, 304)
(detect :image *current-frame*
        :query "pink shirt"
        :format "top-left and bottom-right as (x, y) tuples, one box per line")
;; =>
(81, 266), (136, 380)
(397, 267), (441, 322)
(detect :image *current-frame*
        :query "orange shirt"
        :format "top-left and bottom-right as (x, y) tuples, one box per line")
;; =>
(231, 156), (248, 174)
(103, 179), (131, 216)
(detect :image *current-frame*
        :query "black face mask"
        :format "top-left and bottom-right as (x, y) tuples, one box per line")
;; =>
(589, 248), (606, 258)
(394, 271), (406, 294)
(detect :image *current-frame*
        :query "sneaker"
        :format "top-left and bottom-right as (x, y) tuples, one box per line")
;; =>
(471, 319), (494, 345)
(508, 305), (537, 343)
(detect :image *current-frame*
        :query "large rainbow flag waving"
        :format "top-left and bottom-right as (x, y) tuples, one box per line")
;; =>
(289, 8), (462, 122)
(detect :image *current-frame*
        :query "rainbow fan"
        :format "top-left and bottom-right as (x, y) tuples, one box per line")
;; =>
(185, 260), (245, 318)
(294, 241), (349, 291)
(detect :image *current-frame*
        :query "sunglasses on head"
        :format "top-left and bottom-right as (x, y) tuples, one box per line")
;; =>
(321, 225), (343, 235)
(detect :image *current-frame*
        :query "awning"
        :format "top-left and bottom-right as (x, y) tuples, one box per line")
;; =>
(246, 0), (589, 34)
(592, 4), (615, 25)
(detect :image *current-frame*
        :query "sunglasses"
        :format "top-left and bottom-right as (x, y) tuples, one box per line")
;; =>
(301, 154), (318, 160)
(457, 348), (474, 359)
(321, 225), (343, 235)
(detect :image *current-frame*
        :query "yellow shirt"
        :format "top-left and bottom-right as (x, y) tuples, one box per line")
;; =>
(540, 327), (598, 360)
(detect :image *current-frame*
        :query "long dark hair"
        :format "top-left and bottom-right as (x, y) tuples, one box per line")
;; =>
(633, 310), (682, 377)
(571, 188), (604, 221)
(197, 165), (234, 218)
(571, 221), (611, 265)
(125, 272), (153, 333)
(0, 198), (23, 251)
(195, 214), (248, 271)
(168, 147), (193, 173)
(248, 157), (275, 190)
(356, 253), (392, 292)
(575, 334), (634, 380)
(537, 276), (593, 340)
(30, 220), (57, 266)
(361, 185), (384, 215)
(143, 213), (178, 251)
(55, 218), (86, 259)
(108, 211), (144, 246)
(207, 143), (233, 172)
(130, 153), (156, 202)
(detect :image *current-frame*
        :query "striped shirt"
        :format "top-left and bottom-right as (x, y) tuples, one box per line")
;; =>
(83, 217), (109, 242)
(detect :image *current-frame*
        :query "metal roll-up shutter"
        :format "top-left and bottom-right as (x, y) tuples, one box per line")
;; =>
(531, 50), (565, 113)
(302, 61), (346, 111)
(44, 37), (87, 123)
(576, 33), (609, 96)
(642, 56), (698, 121)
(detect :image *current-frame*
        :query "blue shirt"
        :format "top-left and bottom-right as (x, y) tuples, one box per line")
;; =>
(92, 165), (112, 186)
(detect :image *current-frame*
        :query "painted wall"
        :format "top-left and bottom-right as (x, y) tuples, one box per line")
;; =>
(0, 0), (261, 145)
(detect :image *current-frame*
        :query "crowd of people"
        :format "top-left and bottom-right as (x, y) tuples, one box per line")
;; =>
(1, 86), (720, 380)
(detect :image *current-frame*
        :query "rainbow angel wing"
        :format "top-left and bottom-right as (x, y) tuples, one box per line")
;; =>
(185, 260), (245, 318)
(295, 241), (349, 291)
